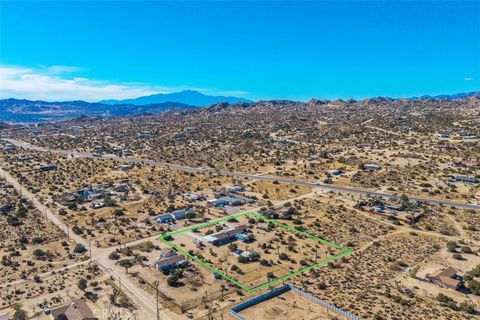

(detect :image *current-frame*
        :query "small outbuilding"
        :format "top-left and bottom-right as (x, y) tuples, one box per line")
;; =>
(363, 163), (381, 171)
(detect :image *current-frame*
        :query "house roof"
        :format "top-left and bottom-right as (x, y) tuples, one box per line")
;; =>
(171, 208), (194, 216)
(155, 255), (185, 268)
(230, 225), (248, 233)
(51, 299), (97, 320)
(438, 276), (461, 288)
(241, 250), (259, 258)
(218, 196), (240, 202)
(205, 225), (248, 242)
(160, 248), (177, 257)
(431, 267), (458, 279)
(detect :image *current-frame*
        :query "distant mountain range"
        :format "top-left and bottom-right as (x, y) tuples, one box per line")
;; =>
(0, 90), (478, 123)
(100, 90), (252, 106)
(411, 91), (480, 100)
(0, 98), (192, 123)
(0, 89), (251, 123)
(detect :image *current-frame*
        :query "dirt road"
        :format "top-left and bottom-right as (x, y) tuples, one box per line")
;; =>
(0, 166), (183, 320)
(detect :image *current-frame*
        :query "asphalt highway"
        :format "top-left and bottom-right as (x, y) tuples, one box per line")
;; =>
(3, 138), (479, 210)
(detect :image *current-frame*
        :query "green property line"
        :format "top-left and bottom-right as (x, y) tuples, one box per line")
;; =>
(248, 212), (351, 252)
(159, 211), (353, 293)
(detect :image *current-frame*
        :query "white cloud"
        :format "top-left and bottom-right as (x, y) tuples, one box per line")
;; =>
(38, 65), (84, 75)
(464, 77), (474, 81)
(0, 65), (174, 102)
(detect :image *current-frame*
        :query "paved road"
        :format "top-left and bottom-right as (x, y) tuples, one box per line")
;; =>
(3, 138), (479, 210)
(0, 166), (181, 320)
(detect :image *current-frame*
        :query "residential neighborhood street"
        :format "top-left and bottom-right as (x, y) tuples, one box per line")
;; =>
(0, 166), (182, 320)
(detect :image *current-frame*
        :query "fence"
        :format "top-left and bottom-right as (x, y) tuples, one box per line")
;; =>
(231, 284), (290, 313)
(289, 285), (362, 320)
(230, 284), (362, 320)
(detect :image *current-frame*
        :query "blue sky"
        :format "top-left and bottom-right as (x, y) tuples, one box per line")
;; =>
(0, 1), (479, 101)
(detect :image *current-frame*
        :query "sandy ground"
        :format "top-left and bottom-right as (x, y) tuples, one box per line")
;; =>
(238, 290), (348, 320)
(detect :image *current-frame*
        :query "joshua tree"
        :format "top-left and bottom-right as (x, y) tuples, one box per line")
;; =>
(118, 259), (133, 274)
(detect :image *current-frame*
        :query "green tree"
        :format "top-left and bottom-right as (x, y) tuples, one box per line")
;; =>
(460, 246), (473, 254)
(167, 274), (179, 287)
(12, 304), (28, 320)
(467, 280), (480, 295)
(74, 243), (87, 253)
(7, 215), (21, 226)
(459, 301), (475, 314)
(468, 264), (480, 277)
(108, 251), (120, 260)
(112, 208), (124, 217)
(452, 253), (463, 260)
(400, 194), (415, 211)
(78, 278), (87, 291)
(447, 241), (457, 252)
(33, 248), (45, 259)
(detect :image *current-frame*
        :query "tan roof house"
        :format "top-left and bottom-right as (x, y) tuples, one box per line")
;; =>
(50, 299), (97, 320)
(426, 267), (461, 290)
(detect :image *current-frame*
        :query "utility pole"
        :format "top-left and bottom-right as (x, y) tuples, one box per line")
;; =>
(66, 221), (70, 241)
(154, 280), (160, 320)
(88, 240), (92, 259)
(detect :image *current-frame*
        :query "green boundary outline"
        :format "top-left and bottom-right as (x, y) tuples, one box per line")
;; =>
(158, 211), (353, 293)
